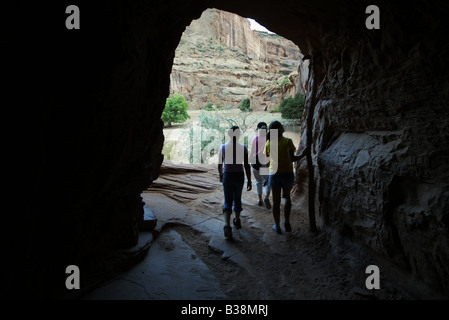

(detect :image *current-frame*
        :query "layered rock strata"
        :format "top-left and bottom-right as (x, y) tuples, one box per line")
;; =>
(170, 8), (301, 110)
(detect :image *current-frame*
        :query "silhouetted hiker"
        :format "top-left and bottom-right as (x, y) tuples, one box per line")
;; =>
(218, 126), (252, 239)
(264, 120), (308, 234)
(249, 122), (271, 209)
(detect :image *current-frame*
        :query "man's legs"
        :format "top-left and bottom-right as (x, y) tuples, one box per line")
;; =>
(222, 173), (233, 238)
(222, 173), (233, 215)
(232, 174), (244, 227)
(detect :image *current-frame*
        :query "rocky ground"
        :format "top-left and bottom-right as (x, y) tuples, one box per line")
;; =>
(82, 161), (445, 300)
(130, 161), (444, 300)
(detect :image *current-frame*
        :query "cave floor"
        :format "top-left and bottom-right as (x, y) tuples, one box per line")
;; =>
(82, 162), (443, 300)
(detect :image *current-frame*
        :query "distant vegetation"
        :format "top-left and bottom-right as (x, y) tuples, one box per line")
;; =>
(162, 95), (304, 164)
(280, 76), (291, 88)
(278, 92), (305, 120)
(204, 102), (214, 111)
(239, 98), (252, 112)
(161, 94), (190, 127)
(204, 102), (223, 111)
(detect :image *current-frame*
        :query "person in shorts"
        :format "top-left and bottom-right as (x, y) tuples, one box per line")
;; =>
(218, 126), (252, 239)
(249, 122), (271, 209)
(264, 121), (308, 234)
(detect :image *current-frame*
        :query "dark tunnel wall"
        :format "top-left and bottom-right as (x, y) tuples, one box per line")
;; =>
(216, 0), (449, 295)
(3, 0), (449, 298)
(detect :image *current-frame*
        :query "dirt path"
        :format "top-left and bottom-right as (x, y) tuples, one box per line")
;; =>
(143, 161), (444, 300)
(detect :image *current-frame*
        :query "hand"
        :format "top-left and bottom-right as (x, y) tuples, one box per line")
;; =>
(247, 181), (252, 191)
(219, 175), (223, 182)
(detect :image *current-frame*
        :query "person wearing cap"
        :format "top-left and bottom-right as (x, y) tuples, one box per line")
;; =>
(249, 122), (271, 209)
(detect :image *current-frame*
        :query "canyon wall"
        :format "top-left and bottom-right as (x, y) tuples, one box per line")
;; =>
(170, 8), (301, 110)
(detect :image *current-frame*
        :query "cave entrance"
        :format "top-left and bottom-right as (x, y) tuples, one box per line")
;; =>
(162, 8), (307, 166)
(143, 8), (315, 236)
(12, 1), (449, 300)
(138, 10), (317, 299)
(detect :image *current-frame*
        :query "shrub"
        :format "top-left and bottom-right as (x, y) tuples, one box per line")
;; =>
(204, 103), (223, 111)
(239, 98), (252, 112)
(278, 92), (305, 119)
(204, 102), (214, 111)
(280, 76), (291, 88)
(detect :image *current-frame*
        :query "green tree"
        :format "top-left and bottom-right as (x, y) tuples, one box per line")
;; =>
(161, 94), (190, 127)
(278, 92), (305, 119)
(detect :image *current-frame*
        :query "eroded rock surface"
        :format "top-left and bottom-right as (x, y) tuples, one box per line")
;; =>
(170, 8), (301, 110)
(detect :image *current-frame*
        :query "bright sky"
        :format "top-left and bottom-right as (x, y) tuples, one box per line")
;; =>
(247, 18), (275, 34)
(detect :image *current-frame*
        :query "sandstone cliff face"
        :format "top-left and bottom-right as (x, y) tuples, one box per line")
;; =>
(250, 60), (309, 111)
(170, 8), (301, 110)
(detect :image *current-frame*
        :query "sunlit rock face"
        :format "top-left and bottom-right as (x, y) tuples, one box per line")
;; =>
(169, 8), (301, 110)
(5, 0), (448, 298)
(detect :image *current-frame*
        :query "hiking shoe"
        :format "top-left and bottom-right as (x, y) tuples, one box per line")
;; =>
(233, 218), (242, 229)
(284, 221), (292, 232)
(264, 197), (271, 209)
(224, 226), (232, 238)
(272, 224), (282, 234)
(257, 200), (263, 206)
